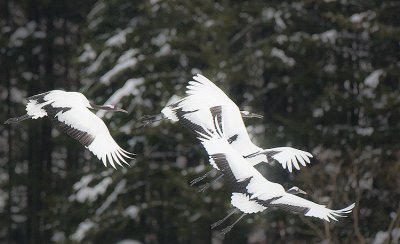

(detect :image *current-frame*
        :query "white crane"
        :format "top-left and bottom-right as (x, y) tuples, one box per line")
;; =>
(5, 90), (134, 169)
(210, 186), (307, 235)
(196, 117), (355, 234)
(141, 74), (312, 190)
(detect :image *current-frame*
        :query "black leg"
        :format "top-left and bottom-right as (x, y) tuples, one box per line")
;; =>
(220, 213), (246, 235)
(138, 114), (163, 127)
(4, 114), (31, 124)
(189, 169), (215, 186)
(198, 173), (224, 192)
(211, 208), (238, 229)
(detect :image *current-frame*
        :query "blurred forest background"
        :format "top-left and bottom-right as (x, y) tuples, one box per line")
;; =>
(1, 0), (400, 243)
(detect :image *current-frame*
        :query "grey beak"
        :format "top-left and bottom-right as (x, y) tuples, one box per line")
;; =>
(242, 112), (263, 119)
(286, 187), (307, 195)
(298, 189), (307, 195)
(90, 103), (128, 113)
(248, 112), (263, 119)
(114, 108), (128, 113)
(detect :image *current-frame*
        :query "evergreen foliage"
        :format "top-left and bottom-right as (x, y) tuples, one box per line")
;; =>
(0, 0), (399, 243)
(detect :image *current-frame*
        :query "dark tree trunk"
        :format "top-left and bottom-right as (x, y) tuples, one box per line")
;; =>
(3, 0), (13, 241)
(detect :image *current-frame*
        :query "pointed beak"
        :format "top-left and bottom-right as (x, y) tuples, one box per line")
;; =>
(246, 112), (263, 119)
(298, 189), (307, 195)
(90, 103), (128, 113)
(114, 108), (128, 113)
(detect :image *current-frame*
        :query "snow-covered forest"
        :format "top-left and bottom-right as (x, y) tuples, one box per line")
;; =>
(1, 0), (399, 243)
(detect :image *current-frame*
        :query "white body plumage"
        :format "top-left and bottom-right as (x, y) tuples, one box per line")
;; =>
(7, 90), (133, 169)
(162, 74), (312, 172)
(197, 119), (355, 222)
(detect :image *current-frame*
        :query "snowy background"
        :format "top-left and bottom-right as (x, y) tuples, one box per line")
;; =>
(1, 0), (400, 243)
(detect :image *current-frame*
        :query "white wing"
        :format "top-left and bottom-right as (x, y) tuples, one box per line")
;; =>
(245, 147), (313, 172)
(54, 107), (134, 168)
(183, 74), (236, 109)
(256, 193), (355, 222)
(231, 193), (266, 213)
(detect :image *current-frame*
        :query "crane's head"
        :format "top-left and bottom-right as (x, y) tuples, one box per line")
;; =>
(286, 186), (307, 195)
(89, 103), (128, 113)
(240, 111), (263, 119)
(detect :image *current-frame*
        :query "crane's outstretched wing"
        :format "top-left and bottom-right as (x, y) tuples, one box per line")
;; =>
(177, 74), (238, 114)
(245, 147), (313, 172)
(255, 193), (355, 222)
(196, 117), (354, 222)
(47, 106), (134, 168)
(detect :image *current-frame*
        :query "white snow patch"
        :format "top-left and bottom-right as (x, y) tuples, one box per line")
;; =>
(312, 29), (338, 44)
(71, 176), (113, 203)
(270, 47), (295, 66)
(106, 28), (133, 47)
(323, 63), (336, 73)
(373, 228), (400, 244)
(22, 72), (33, 81)
(355, 127), (374, 136)
(123, 205), (140, 219)
(151, 31), (168, 46)
(88, 2), (106, 20)
(96, 179), (126, 215)
(10, 87), (26, 103)
(88, 17), (103, 30)
(73, 174), (94, 191)
(96, 77), (144, 117)
(86, 49), (112, 74)
(51, 231), (65, 242)
(364, 69), (384, 89)
(313, 146), (341, 162)
(79, 43), (97, 62)
(261, 8), (286, 30)
(156, 44), (171, 57)
(350, 11), (376, 23)
(359, 172), (373, 190)
(313, 108), (324, 118)
(100, 56), (138, 84)
(118, 49), (139, 64)
(70, 219), (96, 242)
(9, 21), (36, 47)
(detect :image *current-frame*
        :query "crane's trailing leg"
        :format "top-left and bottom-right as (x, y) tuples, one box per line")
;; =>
(198, 173), (224, 192)
(219, 213), (246, 235)
(189, 169), (215, 186)
(211, 208), (238, 229)
(4, 114), (32, 124)
(139, 114), (164, 127)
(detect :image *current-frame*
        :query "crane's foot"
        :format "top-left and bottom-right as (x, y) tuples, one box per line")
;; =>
(198, 183), (211, 193)
(220, 226), (232, 236)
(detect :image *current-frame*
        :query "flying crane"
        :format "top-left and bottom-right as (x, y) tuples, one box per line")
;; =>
(196, 117), (355, 234)
(5, 90), (134, 168)
(142, 74), (312, 190)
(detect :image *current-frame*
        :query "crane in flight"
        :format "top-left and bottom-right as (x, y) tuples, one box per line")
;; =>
(196, 116), (355, 234)
(5, 90), (134, 168)
(141, 74), (312, 190)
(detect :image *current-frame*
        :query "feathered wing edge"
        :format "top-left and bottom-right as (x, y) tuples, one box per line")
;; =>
(195, 113), (228, 170)
(87, 132), (135, 169)
(256, 192), (355, 222)
(245, 146), (313, 173)
(186, 74), (229, 99)
(54, 108), (135, 169)
(195, 108), (355, 222)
